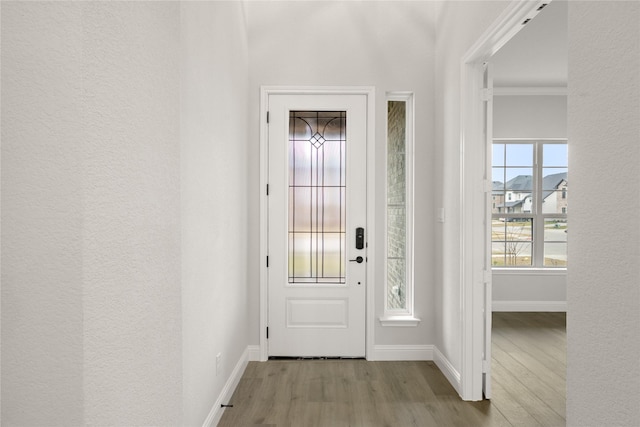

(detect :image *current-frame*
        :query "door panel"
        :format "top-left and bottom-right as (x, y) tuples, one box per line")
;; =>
(268, 94), (367, 357)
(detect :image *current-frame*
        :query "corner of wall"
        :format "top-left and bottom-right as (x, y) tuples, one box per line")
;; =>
(434, 346), (462, 397)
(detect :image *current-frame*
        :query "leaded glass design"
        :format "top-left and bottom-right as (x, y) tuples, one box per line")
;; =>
(288, 111), (347, 284)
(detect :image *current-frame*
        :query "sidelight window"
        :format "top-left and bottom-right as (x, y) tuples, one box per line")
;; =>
(383, 93), (417, 323)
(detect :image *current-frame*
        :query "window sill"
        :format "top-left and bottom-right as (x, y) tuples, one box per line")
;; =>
(379, 315), (421, 327)
(492, 267), (567, 275)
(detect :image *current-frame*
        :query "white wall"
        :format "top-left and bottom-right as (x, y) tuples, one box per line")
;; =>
(434, 0), (509, 381)
(494, 95), (567, 138)
(180, 2), (251, 425)
(2, 2), (182, 425)
(2, 3), (84, 424)
(492, 270), (566, 311)
(567, 2), (640, 425)
(81, 4), (182, 424)
(492, 95), (567, 309)
(246, 1), (437, 348)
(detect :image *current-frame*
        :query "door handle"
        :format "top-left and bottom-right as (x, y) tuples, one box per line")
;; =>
(349, 256), (364, 264)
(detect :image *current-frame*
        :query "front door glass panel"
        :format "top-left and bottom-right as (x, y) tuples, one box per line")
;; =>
(288, 111), (346, 284)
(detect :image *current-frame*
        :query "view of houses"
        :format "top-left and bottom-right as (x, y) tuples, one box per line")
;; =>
(491, 172), (568, 267)
(492, 172), (568, 215)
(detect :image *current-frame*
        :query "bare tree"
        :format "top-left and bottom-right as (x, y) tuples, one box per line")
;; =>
(493, 221), (530, 266)
(505, 225), (528, 265)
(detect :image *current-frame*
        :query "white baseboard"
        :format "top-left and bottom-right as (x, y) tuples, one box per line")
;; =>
(202, 345), (255, 427)
(492, 300), (567, 312)
(372, 345), (433, 361)
(433, 347), (461, 396)
(247, 345), (261, 361)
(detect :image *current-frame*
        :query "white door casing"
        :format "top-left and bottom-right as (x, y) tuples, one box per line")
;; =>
(482, 61), (493, 399)
(460, 0), (545, 400)
(264, 90), (372, 357)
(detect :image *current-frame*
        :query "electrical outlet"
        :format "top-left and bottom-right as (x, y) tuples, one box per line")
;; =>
(216, 353), (222, 376)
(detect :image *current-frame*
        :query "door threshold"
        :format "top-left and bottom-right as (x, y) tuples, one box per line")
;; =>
(268, 356), (366, 361)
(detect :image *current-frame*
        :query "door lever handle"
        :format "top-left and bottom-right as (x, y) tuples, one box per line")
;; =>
(349, 256), (364, 264)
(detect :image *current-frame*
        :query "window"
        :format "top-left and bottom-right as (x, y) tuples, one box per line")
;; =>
(288, 111), (347, 283)
(492, 140), (568, 268)
(381, 93), (419, 326)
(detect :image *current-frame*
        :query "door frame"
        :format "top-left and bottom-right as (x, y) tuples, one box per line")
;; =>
(459, 0), (550, 400)
(259, 86), (376, 361)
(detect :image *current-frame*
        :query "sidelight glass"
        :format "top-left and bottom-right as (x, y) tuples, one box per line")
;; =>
(387, 101), (407, 309)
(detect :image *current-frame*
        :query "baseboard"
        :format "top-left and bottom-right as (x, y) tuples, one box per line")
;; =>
(247, 345), (261, 361)
(433, 347), (461, 396)
(202, 345), (256, 427)
(492, 300), (567, 312)
(372, 344), (433, 361)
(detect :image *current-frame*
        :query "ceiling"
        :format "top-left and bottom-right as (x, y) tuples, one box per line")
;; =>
(491, 0), (568, 88)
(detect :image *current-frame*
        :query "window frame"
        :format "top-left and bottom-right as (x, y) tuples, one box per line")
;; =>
(380, 92), (419, 326)
(492, 139), (568, 269)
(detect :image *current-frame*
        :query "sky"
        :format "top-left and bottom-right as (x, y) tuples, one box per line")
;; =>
(493, 142), (567, 182)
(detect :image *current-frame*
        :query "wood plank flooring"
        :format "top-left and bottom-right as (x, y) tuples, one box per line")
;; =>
(491, 312), (566, 427)
(218, 312), (566, 427)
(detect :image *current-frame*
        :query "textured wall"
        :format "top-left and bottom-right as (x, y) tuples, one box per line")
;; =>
(567, 2), (640, 425)
(81, 3), (182, 425)
(180, 2), (251, 425)
(1, 3), (85, 424)
(2, 2), (182, 425)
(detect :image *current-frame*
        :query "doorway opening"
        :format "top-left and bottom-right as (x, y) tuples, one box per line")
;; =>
(460, 0), (567, 401)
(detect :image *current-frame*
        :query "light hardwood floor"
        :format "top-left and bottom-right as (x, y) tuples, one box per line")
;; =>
(218, 312), (566, 427)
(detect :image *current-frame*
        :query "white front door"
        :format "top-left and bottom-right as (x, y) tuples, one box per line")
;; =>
(267, 93), (368, 357)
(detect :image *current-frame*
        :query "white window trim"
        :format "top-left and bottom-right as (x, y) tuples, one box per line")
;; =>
(380, 92), (420, 326)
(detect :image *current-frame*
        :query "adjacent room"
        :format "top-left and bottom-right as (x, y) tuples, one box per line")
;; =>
(489, 1), (567, 423)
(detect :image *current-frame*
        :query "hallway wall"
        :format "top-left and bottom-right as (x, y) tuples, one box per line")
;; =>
(2, 2), (182, 425)
(180, 2), (251, 425)
(2, 3), (85, 424)
(567, 1), (640, 425)
(81, 4), (182, 424)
